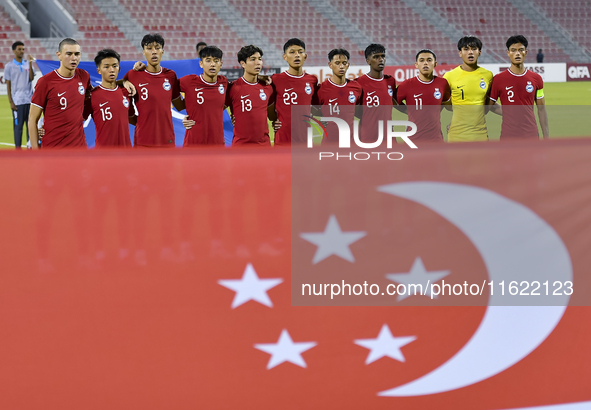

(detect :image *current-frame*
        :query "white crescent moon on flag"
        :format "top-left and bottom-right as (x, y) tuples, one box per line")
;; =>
(377, 182), (572, 396)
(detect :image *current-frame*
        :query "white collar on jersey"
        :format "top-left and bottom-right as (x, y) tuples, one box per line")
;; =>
(328, 78), (347, 87)
(364, 73), (384, 81)
(507, 68), (528, 77)
(98, 85), (120, 92)
(145, 67), (163, 76)
(241, 77), (260, 85)
(417, 77), (435, 85)
(54, 69), (76, 80)
(284, 71), (305, 78)
(200, 74), (218, 85)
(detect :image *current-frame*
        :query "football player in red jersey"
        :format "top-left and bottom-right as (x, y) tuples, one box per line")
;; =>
(84, 49), (136, 147)
(28, 38), (91, 149)
(124, 33), (185, 147)
(268, 38), (319, 145)
(356, 44), (397, 143)
(489, 35), (549, 139)
(226, 45), (274, 145)
(180, 46), (228, 145)
(314, 48), (362, 145)
(395, 49), (451, 143)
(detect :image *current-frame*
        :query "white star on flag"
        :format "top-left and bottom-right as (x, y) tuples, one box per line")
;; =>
(385, 257), (451, 301)
(299, 214), (366, 264)
(254, 329), (317, 369)
(354, 324), (417, 365)
(218, 263), (282, 309)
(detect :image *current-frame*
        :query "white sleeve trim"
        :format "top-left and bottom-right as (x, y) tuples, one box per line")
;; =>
(31, 103), (44, 110)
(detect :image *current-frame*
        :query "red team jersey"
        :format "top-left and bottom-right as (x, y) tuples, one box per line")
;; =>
(356, 74), (396, 142)
(179, 74), (228, 145)
(490, 68), (544, 139)
(396, 76), (451, 142)
(270, 72), (319, 145)
(123, 67), (181, 147)
(31, 69), (91, 148)
(84, 86), (133, 147)
(315, 78), (362, 144)
(226, 77), (273, 145)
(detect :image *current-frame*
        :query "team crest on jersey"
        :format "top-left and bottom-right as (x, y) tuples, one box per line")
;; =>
(388, 85), (393, 96)
(479, 78), (487, 89)
(526, 81), (534, 93)
(218, 84), (225, 94)
(163, 79), (171, 91)
(348, 91), (356, 103)
(259, 89), (267, 101)
(305, 83), (312, 95)
(434, 88), (442, 99)
(123, 97), (129, 108)
(78, 82), (85, 95)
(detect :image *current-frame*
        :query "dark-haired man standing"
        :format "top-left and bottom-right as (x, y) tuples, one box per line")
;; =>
(226, 45), (274, 145)
(196, 41), (207, 56)
(5, 41), (34, 149)
(84, 49), (136, 147)
(443, 36), (493, 142)
(314, 48), (362, 144)
(395, 49), (451, 143)
(123, 33), (185, 147)
(269, 38), (318, 145)
(180, 45), (228, 145)
(29, 38), (91, 148)
(489, 35), (548, 139)
(356, 43), (397, 143)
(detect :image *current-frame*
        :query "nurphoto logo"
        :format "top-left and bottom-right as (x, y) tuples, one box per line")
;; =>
(303, 115), (418, 161)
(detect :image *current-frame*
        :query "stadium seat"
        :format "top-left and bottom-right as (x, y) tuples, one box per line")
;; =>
(428, 0), (573, 63)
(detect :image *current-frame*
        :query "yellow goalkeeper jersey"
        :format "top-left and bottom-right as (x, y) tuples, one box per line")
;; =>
(443, 65), (493, 142)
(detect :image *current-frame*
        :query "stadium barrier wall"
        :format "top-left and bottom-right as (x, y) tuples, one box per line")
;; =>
(0, 62), (574, 97)
(567, 63), (591, 81)
(296, 63), (568, 83)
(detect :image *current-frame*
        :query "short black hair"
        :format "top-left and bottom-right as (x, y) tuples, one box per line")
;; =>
(94, 49), (121, 67)
(58, 38), (79, 52)
(199, 45), (223, 60)
(365, 43), (386, 60)
(415, 49), (437, 61)
(328, 48), (350, 62)
(283, 38), (306, 53)
(506, 35), (528, 50)
(196, 41), (207, 51)
(12, 41), (24, 51)
(457, 36), (482, 51)
(141, 33), (165, 49)
(237, 45), (263, 64)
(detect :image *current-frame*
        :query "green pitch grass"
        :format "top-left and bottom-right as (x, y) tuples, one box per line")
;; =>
(2, 82), (590, 149)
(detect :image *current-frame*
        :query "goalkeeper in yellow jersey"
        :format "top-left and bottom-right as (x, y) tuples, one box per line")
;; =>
(443, 36), (494, 142)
